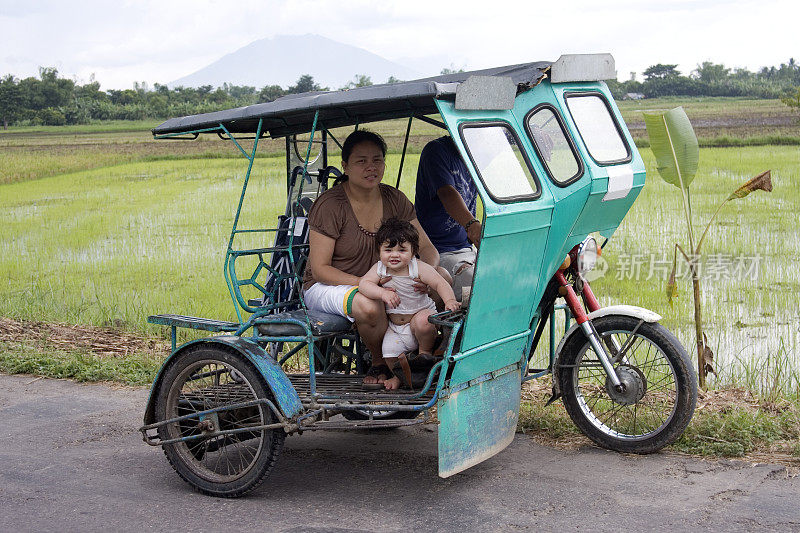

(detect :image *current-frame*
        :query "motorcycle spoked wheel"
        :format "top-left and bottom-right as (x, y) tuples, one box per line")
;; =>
(558, 315), (697, 454)
(155, 346), (285, 497)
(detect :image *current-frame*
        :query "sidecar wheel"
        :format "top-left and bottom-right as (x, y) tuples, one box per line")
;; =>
(558, 315), (697, 454)
(155, 345), (285, 497)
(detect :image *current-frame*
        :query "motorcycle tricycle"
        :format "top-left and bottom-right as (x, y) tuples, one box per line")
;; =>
(140, 54), (697, 497)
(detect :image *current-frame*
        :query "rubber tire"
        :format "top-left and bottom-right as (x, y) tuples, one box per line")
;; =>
(155, 346), (285, 497)
(558, 315), (697, 454)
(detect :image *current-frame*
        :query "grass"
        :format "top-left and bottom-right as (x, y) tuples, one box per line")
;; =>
(0, 117), (443, 185)
(1, 120), (161, 134)
(672, 403), (800, 457)
(2, 131), (798, 388)
(0, 341), (161, 385)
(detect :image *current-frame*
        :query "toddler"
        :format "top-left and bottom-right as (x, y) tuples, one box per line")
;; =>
(359, 218), (460, 390)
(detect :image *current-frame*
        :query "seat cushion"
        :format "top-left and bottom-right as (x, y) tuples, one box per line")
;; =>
(256, 309), (352, 337)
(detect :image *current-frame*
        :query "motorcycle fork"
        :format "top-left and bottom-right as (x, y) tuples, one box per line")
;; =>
(555, 271), (623, 390)
(581, 278), (627, 363)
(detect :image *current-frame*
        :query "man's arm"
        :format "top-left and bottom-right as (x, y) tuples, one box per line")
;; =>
(410, 218), (439, 267)
(437, 185), (482, 248)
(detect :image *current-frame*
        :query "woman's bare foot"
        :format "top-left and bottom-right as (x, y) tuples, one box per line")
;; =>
(362, 364), (389, 389)
(384, 375), (401, 390)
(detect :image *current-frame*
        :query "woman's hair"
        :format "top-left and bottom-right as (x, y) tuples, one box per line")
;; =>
(375, 217), (420, 255)
(341, 129), (387, 163)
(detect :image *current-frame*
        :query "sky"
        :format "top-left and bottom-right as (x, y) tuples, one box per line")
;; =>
(0, 0), (796, 90)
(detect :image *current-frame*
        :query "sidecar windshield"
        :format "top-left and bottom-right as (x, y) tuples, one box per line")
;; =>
(460, 123), (540, 202)
(565, 93), (630, 165)
(526, 106), (582, 186)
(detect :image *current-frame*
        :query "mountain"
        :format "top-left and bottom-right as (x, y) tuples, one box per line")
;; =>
(169, 34), (425, 90)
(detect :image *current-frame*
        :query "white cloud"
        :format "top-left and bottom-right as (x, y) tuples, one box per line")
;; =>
(0, 0), (795, 89)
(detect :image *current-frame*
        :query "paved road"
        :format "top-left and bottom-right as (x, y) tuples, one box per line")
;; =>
(1, 374), (799, 532)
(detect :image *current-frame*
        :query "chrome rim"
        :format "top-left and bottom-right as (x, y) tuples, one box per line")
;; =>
(572, 330), (678, 441)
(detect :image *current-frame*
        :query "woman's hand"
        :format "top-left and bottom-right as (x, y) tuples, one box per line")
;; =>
(444, 299), (461, 312)
(412, 277), (429, 294)
(381, 288), (400, 308)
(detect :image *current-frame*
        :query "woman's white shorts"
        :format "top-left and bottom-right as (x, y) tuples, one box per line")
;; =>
(303, 283), (358, 322)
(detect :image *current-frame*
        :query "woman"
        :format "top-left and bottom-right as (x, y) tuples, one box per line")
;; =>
(303, 130), (440, 387)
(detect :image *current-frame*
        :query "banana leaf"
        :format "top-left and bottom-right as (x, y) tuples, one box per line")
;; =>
(643, 107), (699, 189)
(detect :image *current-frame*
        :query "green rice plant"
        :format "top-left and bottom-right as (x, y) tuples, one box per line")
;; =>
(0, 152), (423, 334)
(592, 144), (799, 390)
(1, 119), (159, 134)
(643, 107), (773, 388)
(1, 123), (798, 389)
(710, 338), (800, 400)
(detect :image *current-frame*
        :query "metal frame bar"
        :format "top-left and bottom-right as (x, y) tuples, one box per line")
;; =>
(415, 114), (447, 129)
(139, 397), (289, 446)
(522, 303), (571, 382)
(223, 119), (264, 324)
(395, 116), (413, 188)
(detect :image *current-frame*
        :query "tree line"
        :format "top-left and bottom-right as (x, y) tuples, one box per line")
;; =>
(606, 59), (800, 99)
(0, 70), (366, 128)
(1, 60), (798, 128)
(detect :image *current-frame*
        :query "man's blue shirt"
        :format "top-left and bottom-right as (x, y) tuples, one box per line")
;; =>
(414, 136), (477, 253)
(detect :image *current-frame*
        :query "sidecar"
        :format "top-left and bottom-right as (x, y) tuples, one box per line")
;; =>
(140, 54), (696, 497)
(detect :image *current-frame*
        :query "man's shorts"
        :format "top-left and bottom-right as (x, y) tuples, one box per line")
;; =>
(382, 321), (418, 359)
(439, 247), (476, 301)
(303, 283), (358, 322)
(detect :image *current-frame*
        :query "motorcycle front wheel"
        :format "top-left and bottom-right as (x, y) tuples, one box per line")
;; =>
(558, 315), (697, 454)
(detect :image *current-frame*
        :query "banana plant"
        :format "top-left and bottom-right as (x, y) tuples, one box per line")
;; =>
(643, 107), (772, 388)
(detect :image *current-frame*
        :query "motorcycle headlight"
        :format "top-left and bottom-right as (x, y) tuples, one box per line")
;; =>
(577, 237), (599, 275)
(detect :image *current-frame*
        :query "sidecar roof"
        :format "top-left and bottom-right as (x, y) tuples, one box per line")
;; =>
(152, 62), (550, 138)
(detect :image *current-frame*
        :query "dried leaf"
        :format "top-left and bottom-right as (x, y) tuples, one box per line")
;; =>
(702, 332), (717, 377)
(727, 170), (773, 200)
(666, 248), (678, 307)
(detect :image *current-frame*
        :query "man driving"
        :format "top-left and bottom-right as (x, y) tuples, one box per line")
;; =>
(414, 136), (481, 302)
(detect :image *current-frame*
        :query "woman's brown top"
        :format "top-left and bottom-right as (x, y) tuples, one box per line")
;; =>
(303, 183), (416, 290)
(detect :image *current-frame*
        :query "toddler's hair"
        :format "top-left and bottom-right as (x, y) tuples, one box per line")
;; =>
(375, 217), (420, 255)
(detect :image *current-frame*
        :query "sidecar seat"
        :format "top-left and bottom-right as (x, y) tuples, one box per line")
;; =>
(252, 166), (354, 337)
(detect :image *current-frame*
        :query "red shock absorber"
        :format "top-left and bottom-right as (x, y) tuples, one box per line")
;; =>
(581, 278), (601, 313)
(554, 271), (588, 325)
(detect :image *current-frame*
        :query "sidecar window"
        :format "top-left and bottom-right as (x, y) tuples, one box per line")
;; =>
(565, 93), (631, 165)
(459, 123), (540, 202)
(525, 106), (582, 186)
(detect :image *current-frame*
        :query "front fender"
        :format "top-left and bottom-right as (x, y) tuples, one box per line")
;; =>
(553, 305), (662, 367)
(143, 336), (303, 425)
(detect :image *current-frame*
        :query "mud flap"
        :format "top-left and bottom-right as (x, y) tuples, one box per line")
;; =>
(437, 363), (521, 478)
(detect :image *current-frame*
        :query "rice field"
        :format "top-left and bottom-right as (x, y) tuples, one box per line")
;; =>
(593, 145), (800, 394)
(1, 104), (798, 393)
